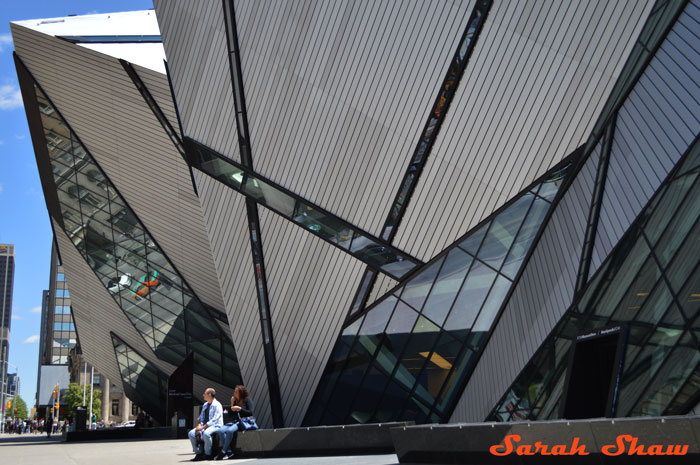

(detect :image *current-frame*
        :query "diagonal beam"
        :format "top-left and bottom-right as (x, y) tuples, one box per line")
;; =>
(221, 0), (281, 428)
(346, 0), (494, 318)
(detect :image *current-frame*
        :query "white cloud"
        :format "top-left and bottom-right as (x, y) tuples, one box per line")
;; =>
(22, 335), (40, 344)
(11, 314), (23, 320)
(0, 84), (22, 110)
(0, 184), (3, 194)
(0, 34), (12, 52)
(15, 133), (25, 140)
(28, 306), (42, 314)
(0, 139), (4, 145)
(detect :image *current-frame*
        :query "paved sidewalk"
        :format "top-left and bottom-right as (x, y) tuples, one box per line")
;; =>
(0, 434), (400, 465)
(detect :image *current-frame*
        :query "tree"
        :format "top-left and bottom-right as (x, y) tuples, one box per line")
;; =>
(63, 382), (102, 420)
(4, 394), (28, 419)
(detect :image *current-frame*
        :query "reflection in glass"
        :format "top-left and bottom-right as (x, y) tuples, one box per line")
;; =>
(186, 139), (421, 280)
(475, 194), (532, 270)
(305, 159), (565, 425)
(33, 83), (241, 388)
(423, 249), (473, 326)
(444, 261), (497, 332)
(112, 333), (168, 424)
(402, 258), (444, 312)
(488, 134), (700, 422)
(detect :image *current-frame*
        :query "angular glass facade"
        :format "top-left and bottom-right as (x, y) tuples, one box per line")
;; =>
(304, 164), (569, 425)
(488, 139), (700, 421)
(31, 80), (241, 388)
(185, 137), (422, 280)
(112, 333), (168, 423)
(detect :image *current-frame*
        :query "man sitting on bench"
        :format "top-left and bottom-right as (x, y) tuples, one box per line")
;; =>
(188, 388), (223, 461)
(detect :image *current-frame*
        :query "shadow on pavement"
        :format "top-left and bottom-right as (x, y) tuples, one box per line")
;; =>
(0, 434), (61, 446)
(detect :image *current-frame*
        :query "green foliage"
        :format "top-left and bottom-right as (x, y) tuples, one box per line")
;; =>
(62, 382), (102, 420)
(4, 394), (28, 419)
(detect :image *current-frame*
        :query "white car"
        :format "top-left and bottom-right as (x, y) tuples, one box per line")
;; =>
(117, 420), (136, 428)
(107, 274), (132, 293)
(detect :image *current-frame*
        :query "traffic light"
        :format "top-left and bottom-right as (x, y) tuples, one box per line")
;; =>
(5, 400), (10, 409)
(54, 403), (60, 411)
(53, 384), (59, 399)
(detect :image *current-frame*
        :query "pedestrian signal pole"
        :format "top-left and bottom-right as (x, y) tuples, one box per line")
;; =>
(53, 384), (59, 417)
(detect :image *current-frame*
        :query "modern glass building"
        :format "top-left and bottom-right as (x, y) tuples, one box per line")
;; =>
(10, 0), (700, 427)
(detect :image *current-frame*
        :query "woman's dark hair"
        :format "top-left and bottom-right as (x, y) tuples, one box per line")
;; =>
(234, 385), (249, 401)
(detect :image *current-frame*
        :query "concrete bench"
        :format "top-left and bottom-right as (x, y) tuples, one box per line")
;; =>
(390, 415), (700, 464)
(232, 421), (414, 458)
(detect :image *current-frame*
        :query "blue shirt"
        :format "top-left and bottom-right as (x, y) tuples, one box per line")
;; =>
(198, 398), (223, 427)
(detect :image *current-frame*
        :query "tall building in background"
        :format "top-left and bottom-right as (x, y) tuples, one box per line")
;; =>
(0, 244), (16, 425)
(35, 242), (74, 417)
(10, 0), (700, 428)
(35, 241), (132, 424)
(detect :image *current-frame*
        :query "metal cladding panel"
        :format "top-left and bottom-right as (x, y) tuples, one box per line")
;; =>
(12, 25), (227, 313)
(450, 151), (599, 423)
(590, 6), (700, 278)
(193, 374), (235, 408)
(153, 0), (240, 160)
(133, 64), (181, 135)
(52, 218), (175, 388)
(395, 0), (654, 262)
(191, 170), (272, 428)
(259, 206), (365, 427)
(235, 0), (474, 235)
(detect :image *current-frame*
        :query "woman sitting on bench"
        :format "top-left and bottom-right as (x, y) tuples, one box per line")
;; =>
(215, 385), (256, 460)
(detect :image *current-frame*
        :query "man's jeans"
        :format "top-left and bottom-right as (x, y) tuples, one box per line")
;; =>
(188, 425), (220, 455)
(216, 423), (239, 453)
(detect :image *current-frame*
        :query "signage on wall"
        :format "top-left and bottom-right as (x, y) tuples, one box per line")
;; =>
(576, 325), (621, 341)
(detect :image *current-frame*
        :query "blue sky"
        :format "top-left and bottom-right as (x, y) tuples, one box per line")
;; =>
(0, 0), (154, 405)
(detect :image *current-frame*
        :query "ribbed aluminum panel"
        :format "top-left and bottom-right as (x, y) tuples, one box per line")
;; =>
(395, 0), (654, 262)
(133, 64), (181, 136)
(589, 5), (700, 277)
(153, 0), (241, 160)
(193, 374), (236, 410)
(235, 0), (473, 235)
(12, 25), (227, 313)
(450, 151), (599, 422)
(53, 218), (175, 388)
(191, 170), (273, 428)
(259, 205), (365, 426)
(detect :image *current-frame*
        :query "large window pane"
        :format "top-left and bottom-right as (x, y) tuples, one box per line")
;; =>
(415, 331), (461, 404)
(423, 248), (472, 327)
(444, 261), (497, 332)
(653, 180), (700, 268)
(401, 258), (444, 312)
(501, 197), (549, 278)
(347, 364), (390, 424)
(643, 173), (698, 244)
(458, 223), (488, 255)
(477, 194), (533, 270)
(472, 274), (511, 333)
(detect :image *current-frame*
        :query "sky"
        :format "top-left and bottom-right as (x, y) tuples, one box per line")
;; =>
(0, 0), (154, 406)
